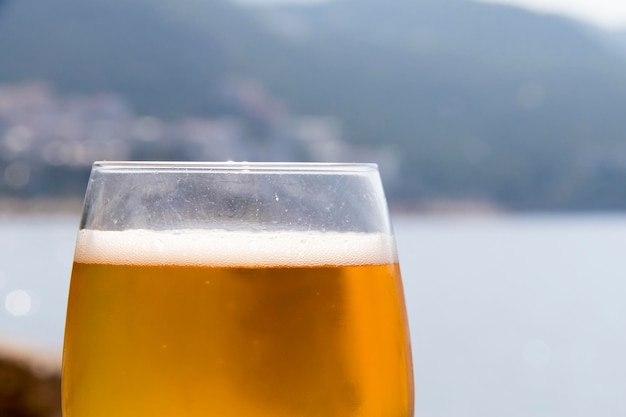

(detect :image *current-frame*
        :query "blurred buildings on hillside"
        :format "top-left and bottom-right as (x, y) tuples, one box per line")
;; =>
(0, 81), (397, 197)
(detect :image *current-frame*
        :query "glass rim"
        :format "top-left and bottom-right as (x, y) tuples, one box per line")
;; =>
(92, 161), (379, 173)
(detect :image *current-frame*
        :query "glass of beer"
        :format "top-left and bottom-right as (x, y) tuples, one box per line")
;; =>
(62, 162), (413, 417)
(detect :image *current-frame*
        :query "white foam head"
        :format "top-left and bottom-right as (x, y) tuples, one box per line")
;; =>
(73, 229), (398, 267)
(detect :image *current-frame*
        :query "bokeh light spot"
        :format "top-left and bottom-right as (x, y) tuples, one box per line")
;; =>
(5, 289), (33, 317)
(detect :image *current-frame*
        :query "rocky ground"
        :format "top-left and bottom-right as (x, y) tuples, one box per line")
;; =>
(0, 351), (61, 417)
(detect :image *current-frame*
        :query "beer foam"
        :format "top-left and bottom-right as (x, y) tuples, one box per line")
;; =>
(73, 229), (398, 267)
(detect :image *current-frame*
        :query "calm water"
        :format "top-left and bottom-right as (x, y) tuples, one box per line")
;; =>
(2, 213), (626, 416)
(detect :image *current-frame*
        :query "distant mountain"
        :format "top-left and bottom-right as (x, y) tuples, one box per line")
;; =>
(253, 0), (626, 207)
(0, 0), (274, 116)
(3, 0), (626, 208)
(587, 27), (626, 59)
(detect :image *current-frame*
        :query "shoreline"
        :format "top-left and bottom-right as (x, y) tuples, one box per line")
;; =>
(0, 196), (505, 217)
(0, 197), (83, 217)
(0, 340), (61, 372)
(388, 198), (505, 216)
(5, 197), (626, 218)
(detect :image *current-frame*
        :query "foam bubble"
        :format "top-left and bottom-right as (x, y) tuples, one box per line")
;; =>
(74, 229), (398, 267)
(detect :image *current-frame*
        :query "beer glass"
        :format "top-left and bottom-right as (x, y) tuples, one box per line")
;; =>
(62, 162), (413, 417)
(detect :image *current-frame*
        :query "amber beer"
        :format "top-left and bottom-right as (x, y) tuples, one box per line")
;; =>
(63, 228), (413, 417)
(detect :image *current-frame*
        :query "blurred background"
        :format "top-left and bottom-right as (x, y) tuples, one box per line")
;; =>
(2, 0), (626, 415)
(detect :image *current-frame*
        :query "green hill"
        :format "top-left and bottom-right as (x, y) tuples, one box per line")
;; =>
(2, 0), (626, 209)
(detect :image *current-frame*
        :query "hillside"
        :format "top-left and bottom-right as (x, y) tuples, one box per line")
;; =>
(253, 0), (626, 207)
(2, 0), (626, 208)
(0, 0), (273, 116)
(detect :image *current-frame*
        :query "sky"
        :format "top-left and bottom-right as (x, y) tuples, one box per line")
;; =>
(235, 0), (626, 31)
(478, 0), (626, 31)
